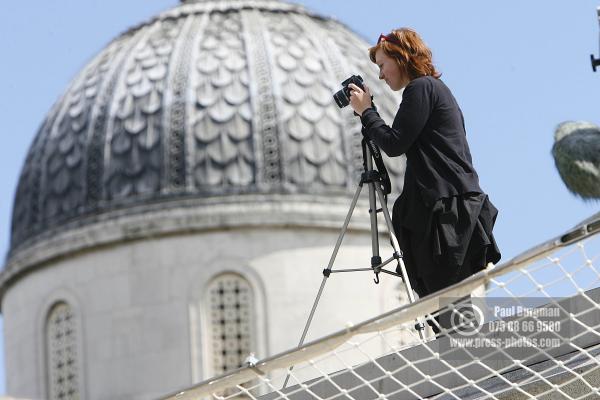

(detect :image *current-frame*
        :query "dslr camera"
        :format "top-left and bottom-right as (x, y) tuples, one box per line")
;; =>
(333, 75), (364, 108)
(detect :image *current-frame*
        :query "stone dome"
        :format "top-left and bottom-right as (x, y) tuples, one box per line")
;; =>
(8, 0), (404, 259)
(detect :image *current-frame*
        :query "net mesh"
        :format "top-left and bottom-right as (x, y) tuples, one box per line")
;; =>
(163, 213), (600, 400)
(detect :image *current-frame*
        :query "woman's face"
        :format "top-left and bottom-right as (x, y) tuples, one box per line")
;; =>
(375, 48), (409, 91)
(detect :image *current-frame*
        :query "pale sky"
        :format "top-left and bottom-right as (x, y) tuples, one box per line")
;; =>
(1, 0), (599, 395)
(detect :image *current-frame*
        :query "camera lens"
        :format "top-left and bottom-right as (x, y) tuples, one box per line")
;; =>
(333, 89), (349, 108)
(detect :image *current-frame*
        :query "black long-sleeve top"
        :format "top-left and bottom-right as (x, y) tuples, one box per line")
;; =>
(360, 76), (482, 207)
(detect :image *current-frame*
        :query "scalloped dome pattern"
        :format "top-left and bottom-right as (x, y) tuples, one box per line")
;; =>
(10, 0), (404, 254)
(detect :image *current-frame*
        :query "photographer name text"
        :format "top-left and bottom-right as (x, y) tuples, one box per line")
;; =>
(493, 305), (560, 318)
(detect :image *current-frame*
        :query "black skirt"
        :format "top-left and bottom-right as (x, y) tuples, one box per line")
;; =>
(392, 189), (501, 298)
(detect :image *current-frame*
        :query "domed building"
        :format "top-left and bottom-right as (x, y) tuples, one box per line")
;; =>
(1, 1), (408, 399)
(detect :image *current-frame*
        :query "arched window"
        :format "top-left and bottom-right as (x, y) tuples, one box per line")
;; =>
(46, 302), (80, 400)
(207, 273), (255, 375)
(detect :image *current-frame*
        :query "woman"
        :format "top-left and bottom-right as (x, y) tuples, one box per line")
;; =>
(349, 28), (501, 315)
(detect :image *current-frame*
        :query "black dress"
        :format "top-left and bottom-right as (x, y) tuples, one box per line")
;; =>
(360, 76), (501, 299)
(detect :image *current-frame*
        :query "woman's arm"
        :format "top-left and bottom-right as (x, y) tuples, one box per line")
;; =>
(360, 78), (434, 157)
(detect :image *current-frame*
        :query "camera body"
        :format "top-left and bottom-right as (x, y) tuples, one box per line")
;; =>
(333, 75), (364, 108)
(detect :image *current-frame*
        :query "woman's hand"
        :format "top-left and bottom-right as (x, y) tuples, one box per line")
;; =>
(349, 83), (372, 116)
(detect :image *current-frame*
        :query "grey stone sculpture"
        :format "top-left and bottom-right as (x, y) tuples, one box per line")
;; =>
(552, 121), (600, 199)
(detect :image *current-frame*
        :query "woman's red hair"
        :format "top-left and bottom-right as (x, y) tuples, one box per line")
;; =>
(369, 28), (441, 80)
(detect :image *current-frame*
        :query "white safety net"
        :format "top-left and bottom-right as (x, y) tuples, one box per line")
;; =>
(162, 212), (600, 400)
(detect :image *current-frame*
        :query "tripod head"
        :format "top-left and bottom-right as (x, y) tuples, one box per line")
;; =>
(360, 136), (392, 196)
(356, 97), (392, 195)
(361, 137), (392, 196)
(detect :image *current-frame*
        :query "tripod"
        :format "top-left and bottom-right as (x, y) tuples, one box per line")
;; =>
(282, 138), (426, 389)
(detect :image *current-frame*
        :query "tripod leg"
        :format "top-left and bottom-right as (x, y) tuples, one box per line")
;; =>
(366, 173), (381, 276)
(323, 183), (364, 275)
(374, 185), (427, 340)
(282, 183), (364, 389)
